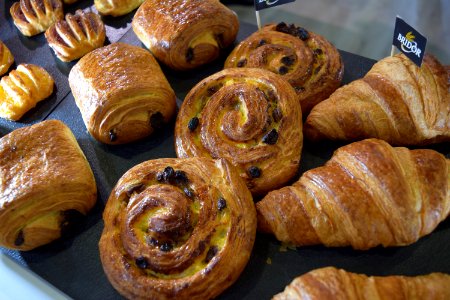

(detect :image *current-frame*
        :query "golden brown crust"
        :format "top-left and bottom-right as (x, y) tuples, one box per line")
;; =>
(10, 0), (64, 36)
(99, 157), (256, 300)
(45, 10), (105, 62)
(0, 64), (54, 121)
(68, 43), (176, 145)
(273, 267), (450, 300)
(304, 53), (450, 145)
(0, 41), (14, 76)
(225, 22), (344, 115)
(95, 0), (144, 17)
(256, 138), (450, 250)
(175, 67), (303, 197)
(0, 120), (97, 251)
(132, 0), (239, 71)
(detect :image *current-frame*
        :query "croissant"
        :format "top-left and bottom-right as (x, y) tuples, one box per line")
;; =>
(95, 0), (144, 17)
(68, 43), (176, 144)
(99, 157), (256, 299)
(305, 53), (450, 145)
(256, 138), (449, 250)
(0, 64), (54, 121)
(225, 22), (344, 115)
(45, 10), (105, 62)
(10, 0), (64, 37)
(0, 120), (97, 251)
(175, 67), (303, 196)
(0, 41), (14, 76)
(132, 0), (239, 71)
(273, 267), (450, 300)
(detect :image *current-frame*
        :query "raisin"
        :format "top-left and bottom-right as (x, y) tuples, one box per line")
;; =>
(204, 246), (218, 263)
(174, 170), (188, 183)
(296, 27), (309, 40)
(237, 59), (247, 67)
(248, 166), (261, 178)
(257, 39), (267, 47)
(262, 129), (279, 145)
(135, 257), (148, 269)
(184, 187), (194, 198)
(217, 197), (227, 211)
(147, 237), (158, 246)
(313, 48), (323, 56)
(281, 55), (295, 66)
(160, 242), (173, 252)
(278, 66), (289, 75)
(188, 117), (199, 132)
(272, 108), (283, 122)
(163, 166), (175, 182)
(109, 130), (117, 142)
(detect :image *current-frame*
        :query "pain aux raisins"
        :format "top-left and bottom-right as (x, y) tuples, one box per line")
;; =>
(262, 129), (279, 145)
(188, 117), (199, 131)
(150, 112), (164, 130)
(217, 197), (227, 211)
(135, 257), (149, 269)
(248, 166), (261, 178)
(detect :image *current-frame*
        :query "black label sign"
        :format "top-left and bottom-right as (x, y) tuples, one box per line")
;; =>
(392, 16), (427, 67)
(254, 0), (296, 11)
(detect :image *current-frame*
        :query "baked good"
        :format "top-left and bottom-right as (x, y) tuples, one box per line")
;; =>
(99, 157), (256, 299)
(95, 0), (144, 17)
(273, 267), (450, 300)
(68, 43), (176, 145)
(0, 64), (54, 121)
(45, 10), (105, 62)
(257, 138), (449, 250)
(10, 0), (64, 37)
(305, 53), (450, 145)
(0, 120), (97, 251)
(0, 41), (14, 76)
(62, 0), (79, 4)
(225, 22), (344, 115)
(132, 0), (239, 70)
(175, 67), (302, 196)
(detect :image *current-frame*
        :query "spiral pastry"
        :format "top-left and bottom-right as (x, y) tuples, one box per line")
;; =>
(132, 0), (239, 71)
(99, 157), (256, 299)
(10, 0), (64, 37)
(95, 0), (144, 17)
(45, 10), (105, 62)
(0, 120), (97, 251)
(0, 41), (14, 76)
(175, 68), (303, 196)
(225, 22), (344, 115)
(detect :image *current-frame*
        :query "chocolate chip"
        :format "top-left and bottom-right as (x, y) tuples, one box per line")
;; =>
(150, 112), (164, 130)
(174, 170), (188, 183)
(204, 246), (218, 263)
(186, 47), (194, 62)
(184, 187), (194, 198)
(109, 130), (117, 142)
(272, 108), (283, 122)
(188, 117), (199, 132)
(281, 55), (295, 66)
(126, 183), (145, 197)
(278, 66), (289, 75)
(160, 242), (173, 252)
(163, 166), (175, 182)
(262, 129), (279, 145)
(14, 230), (24, 246)
(217, 197), (227, 211)
(257, 39), (267, 47)
(248, 166), (261, 178)
(135, 257), (149, 269)
(237, 59), (247, 67)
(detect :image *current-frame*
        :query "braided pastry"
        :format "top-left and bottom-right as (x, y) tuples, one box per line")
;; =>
(10, 0), (64, 37)
(0, 41), (14, 76)
(0, 64), (54, 121)
(257, 138), (449, 250)
(95, 0), (144, 17)
(99, 157), (256, 299)
(45, 10), (105, 62)
(0, 120), (97, 251)
(175, 67), (303, 197)
(132, 0), (239, 71)
(225, 22), (344, 115)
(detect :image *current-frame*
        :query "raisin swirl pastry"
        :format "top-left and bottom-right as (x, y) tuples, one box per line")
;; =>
(175, 68), (303, 196)
(0, 41), (14, 76)
(10, 0), (64, 37)
(95, 0), (144, 17)
(68, 43), (176, 144)
(45, 10), (105, 62)
(0, 120), (97, 251)
(99, 157), (256, 299)
(132, 0), (239, 71)
(225, 22), (344, 115)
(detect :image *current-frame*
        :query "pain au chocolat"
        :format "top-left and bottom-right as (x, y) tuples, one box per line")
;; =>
(0, 41), (14, 76)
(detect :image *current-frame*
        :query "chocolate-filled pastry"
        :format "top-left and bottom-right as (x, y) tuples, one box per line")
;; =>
(95, 0), (144, 17)
(99, 157), (256, 299)
(225, 22), (343, 115)
(10, 0), (64, 36)
(175, 68), (302, 196)
(68, 43), (176, 144)
(132, 0), (239, 71)
(257, 139), (450, 250)
(0, 120), (97, 251)
(45, 10), (105, 62)
(305, 53), (450, 145)
(273, 267), (450, 300)
(0, 41), (14, 76)
(0, 64), (54, 121)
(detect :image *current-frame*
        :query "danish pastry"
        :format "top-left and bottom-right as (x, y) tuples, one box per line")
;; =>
(0, 41), (14, 76)
(95, 0), (144, 17)
(99, 157), (256, 299)
(0, 120), (97, 251)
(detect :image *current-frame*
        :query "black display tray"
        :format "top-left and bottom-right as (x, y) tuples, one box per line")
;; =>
(1, 3), (449, 300)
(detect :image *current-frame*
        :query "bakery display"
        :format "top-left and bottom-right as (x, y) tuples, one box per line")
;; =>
(95, 0), (144, 17)
(273, 267), (450, 300)
(0, 41), (14, 76)
(10, 0), (64, 37)
(68, 42), (176, 144)
(257, 138), (449, 250)
(99, 157), (256, 299)
(305, 53), (450, 145)
(132, 0), (239, 70)
(0, 64), (54, 121)
(0, 120), (97, 251)
(225, 22), (344, 115)
(175, 67), (302, 196)
(45, 10), (105, 62)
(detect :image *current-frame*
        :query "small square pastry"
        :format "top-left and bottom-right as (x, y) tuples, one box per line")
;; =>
(95, 0), (144, 17)
(0, 120), (97, 251)
(0, 41), (14, 76)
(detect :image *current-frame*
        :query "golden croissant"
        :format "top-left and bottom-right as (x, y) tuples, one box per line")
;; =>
(0, 41), (14, 76)
(0, 64), (54, 121)
(304, 53), (450, 145)
(45, 10), (105, 62)
(95, 0), (144, 17)
(273, 267), (450, 300)
(257, 138), (449, 250)
(10, 0), (64, 36)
